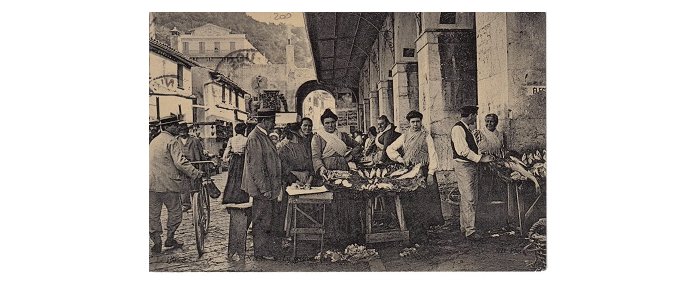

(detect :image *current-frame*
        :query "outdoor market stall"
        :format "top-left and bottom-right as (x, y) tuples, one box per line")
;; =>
(487, 149), (547, 235)
(284, 162), (429, 254)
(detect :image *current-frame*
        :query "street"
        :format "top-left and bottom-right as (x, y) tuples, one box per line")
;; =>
(150, 172), (539, 272)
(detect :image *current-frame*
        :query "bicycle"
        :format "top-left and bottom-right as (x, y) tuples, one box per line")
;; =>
(189, 161), (218, 257)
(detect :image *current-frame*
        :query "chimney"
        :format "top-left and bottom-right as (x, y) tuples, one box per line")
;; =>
(169, 26), (181, 50)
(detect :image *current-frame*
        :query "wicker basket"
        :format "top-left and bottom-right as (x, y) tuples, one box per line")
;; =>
(523, 218), (546, 270)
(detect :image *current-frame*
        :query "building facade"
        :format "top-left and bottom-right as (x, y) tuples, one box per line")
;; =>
(149, 38), (198, 123)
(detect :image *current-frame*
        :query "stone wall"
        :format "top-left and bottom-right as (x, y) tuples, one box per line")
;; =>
(476, 12), (546, 152)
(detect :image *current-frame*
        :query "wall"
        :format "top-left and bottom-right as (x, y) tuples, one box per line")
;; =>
(476, 12), (546, 152)
(393, 13), (418, 64)
(148, 52), (194, 122)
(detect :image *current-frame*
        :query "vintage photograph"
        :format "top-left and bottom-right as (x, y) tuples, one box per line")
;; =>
(149, 12), (546, 272)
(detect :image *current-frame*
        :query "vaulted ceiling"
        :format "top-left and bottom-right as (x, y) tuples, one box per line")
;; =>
(305, 12), (388, 89)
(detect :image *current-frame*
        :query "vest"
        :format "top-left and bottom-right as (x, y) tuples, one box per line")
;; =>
(451, 121), (478, 160)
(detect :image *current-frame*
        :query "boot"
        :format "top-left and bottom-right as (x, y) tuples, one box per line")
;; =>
(164, 237), (183, 248)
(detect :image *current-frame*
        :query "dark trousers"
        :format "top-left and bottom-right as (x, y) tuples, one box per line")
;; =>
(251, 197), (281, 257)
(149, 191), (182, 244)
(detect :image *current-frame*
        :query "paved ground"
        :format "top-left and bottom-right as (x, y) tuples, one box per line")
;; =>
(149, 172), (540, 272)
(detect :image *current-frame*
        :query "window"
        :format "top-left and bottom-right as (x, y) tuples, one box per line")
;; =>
(221, 86), (226, 103)
(177, 64), (184, 89)
(214, 42), (220, 54)
(229, 42), (236, 51)
(388, 70), (392, 77)
(183, 42), (189, 53)
(440, 12), (456, 24)
(199, 42), (205, 53)
(403, 48), (415, 57)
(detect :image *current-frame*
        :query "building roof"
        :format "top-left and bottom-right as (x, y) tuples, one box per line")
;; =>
(207, 69), (248, 95)
(149, 38), (200, 68)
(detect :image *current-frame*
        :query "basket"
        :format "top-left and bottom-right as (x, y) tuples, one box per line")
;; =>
(523, 218), (546, 270)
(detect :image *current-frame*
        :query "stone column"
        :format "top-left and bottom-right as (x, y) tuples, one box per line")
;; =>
(363, 98), (371, 130)
(476, 12), (546, 152)
(392, 62), (420, 132)
(416, 23), (477, 172)
(369, 91), (379, 128)
(377, 80), (394, 122)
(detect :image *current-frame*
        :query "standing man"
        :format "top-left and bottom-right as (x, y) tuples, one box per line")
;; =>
(178, 123), (205, 212)
(241, 109), (283, 260)
(374, 115), (401, 164)
(149, 115), (204, 253)
(451, 106), (494, 241)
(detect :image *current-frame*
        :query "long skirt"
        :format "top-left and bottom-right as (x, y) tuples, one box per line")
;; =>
(321, 156), (364, 245)
(222, 153), (248, 204)
(401, 168), (445, 241)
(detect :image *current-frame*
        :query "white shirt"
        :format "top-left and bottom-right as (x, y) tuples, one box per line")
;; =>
(222, 134), (248, 159)
(386, 132), (440, 175)
(450, 120), (482, 163)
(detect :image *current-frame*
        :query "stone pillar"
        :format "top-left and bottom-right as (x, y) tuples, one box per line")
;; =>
(416, 26), (477, 172)
(476, 12), (546, 152)
(377, 80), (394, 122)
(363, 98), (371, 131)
(392, 62), (420, 132)
(369, 91), (379, 127)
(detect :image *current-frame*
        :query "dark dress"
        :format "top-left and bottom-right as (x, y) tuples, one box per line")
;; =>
(276, 135), (315, 237)
(222, 153), (248, 204)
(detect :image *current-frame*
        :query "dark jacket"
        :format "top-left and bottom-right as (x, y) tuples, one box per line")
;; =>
(241, 126), (283, 198)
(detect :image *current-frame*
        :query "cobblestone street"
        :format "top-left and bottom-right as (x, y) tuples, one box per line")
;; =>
(150, 172), (538, 272)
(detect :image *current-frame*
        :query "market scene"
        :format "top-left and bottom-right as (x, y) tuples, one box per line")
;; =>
(149, 12), (546, 272)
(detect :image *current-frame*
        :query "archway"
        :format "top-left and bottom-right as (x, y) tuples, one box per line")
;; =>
(295, 80), (361, 133)
(295, 80), (335, 132)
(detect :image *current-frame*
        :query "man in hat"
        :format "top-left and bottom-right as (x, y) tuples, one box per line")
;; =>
(451, 106), (494, 241)
(177, 123), (206, 212)
(241, 109), (284, 260)
(149, 115), (204, 253)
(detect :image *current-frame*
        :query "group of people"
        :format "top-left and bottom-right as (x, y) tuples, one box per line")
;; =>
(149, 104), (508, 258)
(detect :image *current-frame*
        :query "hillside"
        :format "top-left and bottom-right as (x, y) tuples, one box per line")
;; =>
(152, 12), (313, 68)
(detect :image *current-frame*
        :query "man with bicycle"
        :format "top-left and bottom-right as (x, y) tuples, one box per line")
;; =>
(149, 115), (204, 254)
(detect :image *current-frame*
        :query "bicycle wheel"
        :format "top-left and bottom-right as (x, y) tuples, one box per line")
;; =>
(192, 192), (205, 257)
(201, 186), (211, 235)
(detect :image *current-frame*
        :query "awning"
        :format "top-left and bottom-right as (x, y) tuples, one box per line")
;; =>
(305, 13), (388, 89)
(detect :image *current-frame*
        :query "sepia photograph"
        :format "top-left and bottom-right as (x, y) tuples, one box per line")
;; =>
(149, 11), (546, 272)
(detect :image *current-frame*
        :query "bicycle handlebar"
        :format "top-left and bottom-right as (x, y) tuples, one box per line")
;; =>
(190, 161), (216, 177)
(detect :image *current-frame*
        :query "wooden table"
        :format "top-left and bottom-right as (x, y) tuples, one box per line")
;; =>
(285, 187), (333, 261)
(506, 180), (545, 235)
(364, 192), (410, 244)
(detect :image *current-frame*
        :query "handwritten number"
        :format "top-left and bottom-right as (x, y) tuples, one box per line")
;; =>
(273, 13), (292, 20)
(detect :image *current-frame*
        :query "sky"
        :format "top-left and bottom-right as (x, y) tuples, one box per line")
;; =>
(246, 12), (305, 27)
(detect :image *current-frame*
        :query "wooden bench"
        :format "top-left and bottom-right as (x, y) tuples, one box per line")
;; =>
(223, 200), (252, 260)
